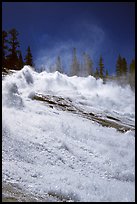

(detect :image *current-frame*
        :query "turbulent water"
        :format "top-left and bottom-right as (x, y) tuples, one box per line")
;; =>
(2, 66), (135, 202)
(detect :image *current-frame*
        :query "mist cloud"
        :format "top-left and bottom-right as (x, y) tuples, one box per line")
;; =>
(34, 22), (106, 73)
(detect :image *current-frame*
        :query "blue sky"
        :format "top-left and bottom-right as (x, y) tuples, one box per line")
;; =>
(2, 2), (135, 75)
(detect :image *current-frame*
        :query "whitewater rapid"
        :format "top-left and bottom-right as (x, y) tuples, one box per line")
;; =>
(2, 66), (135, 201)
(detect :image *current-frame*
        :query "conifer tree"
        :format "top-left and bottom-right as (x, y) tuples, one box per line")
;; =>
(129, 59), (135, 89)
(24, 46), (33, 67)
(55, 56), (63, 73)
(18, 51), (24, 69)
(98, 56), (104, 78)
(82, 52), (93, 76)
(94, 68), (99, 79)
(70, 48), (80, 76)
(129, 59), (135, 74)
(7, 28), (20, 69)
(122, 57), (128, 75)
(2, 30), (8, 68)
(116, 55), (128, 78)
(116, 54), (122, 77)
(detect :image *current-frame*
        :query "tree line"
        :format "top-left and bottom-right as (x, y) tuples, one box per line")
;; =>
(2, 28), (33, 70)
(2, 28), (135, 89)
(52, 47), (135, 89)
(37, 45), (135, 89)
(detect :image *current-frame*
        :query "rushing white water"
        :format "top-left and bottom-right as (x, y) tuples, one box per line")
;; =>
(2, 66), (135, 201)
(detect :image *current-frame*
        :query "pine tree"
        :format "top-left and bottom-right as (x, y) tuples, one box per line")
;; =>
(129, 59), (135, 89)
(24, 46), (33, 67)
(98, 56), (104, 78)
(86, 54), (93, 76)
(116, 54), (123, 77)
(103, 69), (109, 84)
(18, 51), (24, 69)
(129, 59), (135, 74)
(55, 56), (63, 73)
(82, 52), (93, 76)
(70, 48), (80, 76)
(94, 68), (99, 79)
(7, 28), (20, 69)
(122, 57), (128, 75)
(2, 30), (8, 68)
(116, 55), (128, 79)
(79, 61), (84, 77)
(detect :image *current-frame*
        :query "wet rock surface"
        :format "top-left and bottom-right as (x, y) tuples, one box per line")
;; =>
(32, 93), (135, 133)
